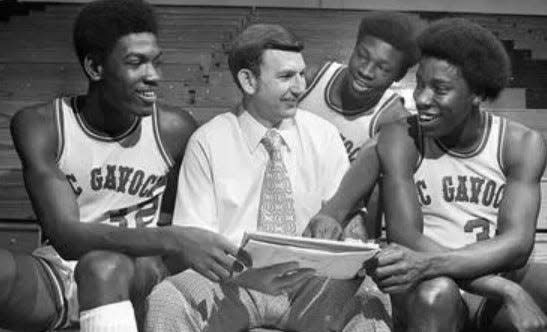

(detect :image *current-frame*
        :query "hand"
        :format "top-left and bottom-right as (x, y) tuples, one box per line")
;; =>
(303, 213), (343, 240)
(165, 226), (245, 283)
(503, 286), (547, 332)
(343, 212), (368, 242)
(367, 243), (430, 294)
(232, 261), (315, 295)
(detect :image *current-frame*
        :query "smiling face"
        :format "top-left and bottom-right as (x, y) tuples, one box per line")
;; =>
(99, 32), (162, 118)
(414, 56), (478, 138)
(249, 49), (306, 128)
(347, 35), (404, 95)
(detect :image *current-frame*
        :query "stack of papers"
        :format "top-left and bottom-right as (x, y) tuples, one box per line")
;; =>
(240, 231), (379, 279)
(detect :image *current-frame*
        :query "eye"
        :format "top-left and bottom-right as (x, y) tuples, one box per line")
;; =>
(125, 57), (143, 67)
(434, 85), (449, 95)
(378, 64), (392, 74)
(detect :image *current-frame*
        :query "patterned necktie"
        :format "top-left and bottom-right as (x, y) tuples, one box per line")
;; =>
(257, 129), (297, 235)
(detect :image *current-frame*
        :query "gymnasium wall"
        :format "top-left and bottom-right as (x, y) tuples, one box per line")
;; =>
(23, 0), (547, 16)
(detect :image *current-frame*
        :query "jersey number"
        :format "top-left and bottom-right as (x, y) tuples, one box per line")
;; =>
(109, 196), (160, 228)
(464, 218), (491, 242)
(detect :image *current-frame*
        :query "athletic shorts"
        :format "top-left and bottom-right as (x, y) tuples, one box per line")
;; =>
(33, 245), (79, 329)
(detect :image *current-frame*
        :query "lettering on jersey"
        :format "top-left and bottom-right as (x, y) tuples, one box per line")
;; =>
(66, 174), (83, 196)
(340, 133), (360, 162)
(90, 165), (166, 198)
(416, 175), (504, 208)
(415, 180), (431, 206)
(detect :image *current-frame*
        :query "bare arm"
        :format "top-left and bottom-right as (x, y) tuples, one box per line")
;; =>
(11, 104), (196, 260)
(375, 119), (547, 288)
(410, 124), (544, 278)
(379, 119), (447, 253)
(156, 104), (198, 224)
(319, 138), (381, 223)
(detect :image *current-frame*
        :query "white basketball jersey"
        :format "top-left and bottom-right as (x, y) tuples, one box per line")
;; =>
(299, 61), (401, 161)
(54, 96), (173, 228)
(414, 112), (507, 248)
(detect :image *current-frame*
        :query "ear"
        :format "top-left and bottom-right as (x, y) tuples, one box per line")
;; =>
(471, 94), (482, 107)
(237, 69), (257, 95)
(83, 54), (103, 82)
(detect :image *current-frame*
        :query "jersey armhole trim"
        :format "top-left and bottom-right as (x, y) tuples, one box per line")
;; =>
(370, 93), (401, 138)
(152, 104), (175, 168)
(300, 61), (332, 102)
(496, 116), (508, 175)
(54, 98), (65, 164)
(415, 116), (425, 171)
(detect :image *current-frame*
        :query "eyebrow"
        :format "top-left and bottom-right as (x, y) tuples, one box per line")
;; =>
(124, 50), (163, 60)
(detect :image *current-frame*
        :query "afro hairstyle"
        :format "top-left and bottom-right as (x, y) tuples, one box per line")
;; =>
(356, 11), (426, 79)
(417, 17), (511, 100)
(73, 0), (158, 68)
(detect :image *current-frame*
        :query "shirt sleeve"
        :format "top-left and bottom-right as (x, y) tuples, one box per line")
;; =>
(171, 132), (217, 232)
(322, 126), (350, 201)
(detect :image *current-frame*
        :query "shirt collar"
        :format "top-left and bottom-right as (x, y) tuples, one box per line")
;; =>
(237, 105), (298, 154)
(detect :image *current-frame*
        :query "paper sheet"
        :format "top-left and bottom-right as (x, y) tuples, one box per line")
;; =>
(240, 231), (379, 279)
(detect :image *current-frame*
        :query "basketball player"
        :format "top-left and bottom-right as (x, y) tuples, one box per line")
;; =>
(313, 17), (547, 331)
(300, 11), (424, 239)
(0, 0), (211, 331)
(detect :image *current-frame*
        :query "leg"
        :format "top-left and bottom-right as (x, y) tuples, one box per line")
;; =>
(0, 249), (61, 331)
(481, 262), (547, 332)
(282, 277), (391, 332)
(146, 269), (293, 332)
(75, 250), (168, 332)
(392, 277), (467, 332)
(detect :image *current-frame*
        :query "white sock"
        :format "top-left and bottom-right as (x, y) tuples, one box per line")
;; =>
(80, 300), (138, 332)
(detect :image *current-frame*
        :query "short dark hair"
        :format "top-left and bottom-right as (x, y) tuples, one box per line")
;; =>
(417, 17), (511, 100)
(356, 11), (425, 79)
(73, 0), (158, 67)
(227, 24), (304, 90)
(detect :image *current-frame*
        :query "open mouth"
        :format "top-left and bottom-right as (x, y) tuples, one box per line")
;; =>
(351, 77), (371, 92)
(418, 112), (440, 125)
(137, 90), (157, 103)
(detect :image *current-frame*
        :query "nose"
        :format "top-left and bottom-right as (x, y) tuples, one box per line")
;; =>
(144, 63), (161, 83)
(414, 86), (433, 109)
(291, 73), (306, 96)
(360, 61), (375, 80)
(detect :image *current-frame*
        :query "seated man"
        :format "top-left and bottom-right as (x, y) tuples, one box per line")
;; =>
(145, 24), (391, 332)
(312, 18), (547, 332)
(0, 0), (206, 331)
(300, 12), (424, 238)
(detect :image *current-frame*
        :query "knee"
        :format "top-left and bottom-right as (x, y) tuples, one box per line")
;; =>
(75, 250), (135, 287)
(412, 277), (461, 313)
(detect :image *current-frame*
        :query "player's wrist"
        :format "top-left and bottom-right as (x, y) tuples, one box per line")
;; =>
(420, 252), (444, 279)
(155, 226), (183, 255)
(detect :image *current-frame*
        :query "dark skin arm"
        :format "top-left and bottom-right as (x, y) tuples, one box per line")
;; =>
(304, 96), (410, 240)
(156, 103), (197, 224)
(373, 119), (547, 291)
(10, 103), (198, 261)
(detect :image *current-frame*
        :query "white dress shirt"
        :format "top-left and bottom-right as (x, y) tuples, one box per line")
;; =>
(172, 107), (349, 245)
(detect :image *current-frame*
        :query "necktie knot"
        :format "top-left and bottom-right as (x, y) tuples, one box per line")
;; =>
(261, 129), (283, 157)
